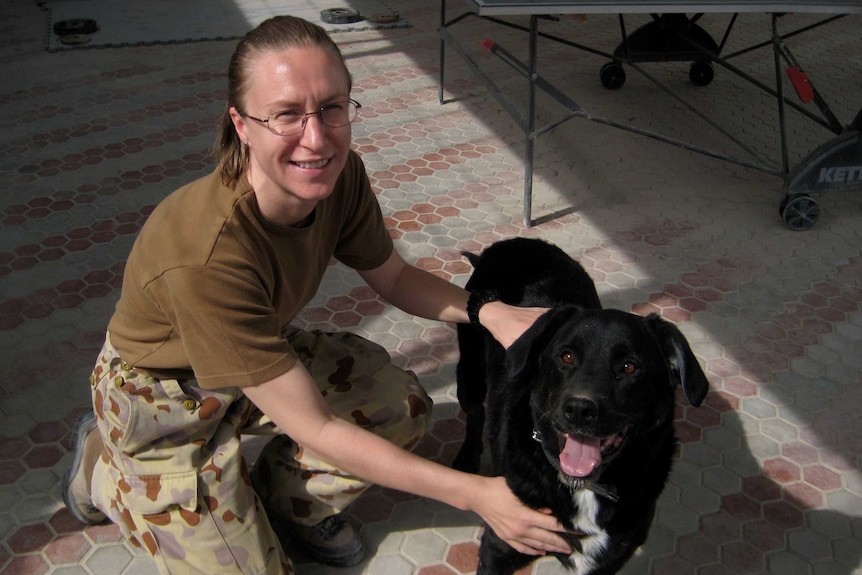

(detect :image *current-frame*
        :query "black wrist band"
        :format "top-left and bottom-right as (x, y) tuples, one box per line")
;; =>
(466, 289), (499, 328)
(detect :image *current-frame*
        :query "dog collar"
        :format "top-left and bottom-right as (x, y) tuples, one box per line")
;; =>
(532, 428), (620, 502)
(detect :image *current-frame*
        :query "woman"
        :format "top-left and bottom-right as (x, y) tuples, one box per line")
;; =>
(63, 15), (571, 575)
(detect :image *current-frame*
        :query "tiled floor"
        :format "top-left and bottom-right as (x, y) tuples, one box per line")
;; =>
(1, 1), (861, 574)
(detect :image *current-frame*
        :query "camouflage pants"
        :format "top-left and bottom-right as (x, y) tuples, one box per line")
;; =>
(90, 329), (432, 575)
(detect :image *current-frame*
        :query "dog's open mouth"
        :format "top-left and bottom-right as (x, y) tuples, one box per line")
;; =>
(557, 427), (630, 479)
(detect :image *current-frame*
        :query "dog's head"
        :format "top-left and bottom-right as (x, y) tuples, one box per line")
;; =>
(506, 305), (709, 490)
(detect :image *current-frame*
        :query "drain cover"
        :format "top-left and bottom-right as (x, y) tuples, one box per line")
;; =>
(60, 33), (93, 46)
(320, 8), (363, 25)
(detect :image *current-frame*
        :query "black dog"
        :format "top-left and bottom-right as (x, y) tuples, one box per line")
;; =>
(454, 238), (709, 575)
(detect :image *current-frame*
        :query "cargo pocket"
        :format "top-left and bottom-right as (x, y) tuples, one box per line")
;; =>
(118, 468), (199, 515)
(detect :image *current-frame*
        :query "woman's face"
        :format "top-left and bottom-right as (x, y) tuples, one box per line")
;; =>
(230, 45), (352, 225)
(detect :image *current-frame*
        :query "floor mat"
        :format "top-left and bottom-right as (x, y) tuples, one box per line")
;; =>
(42, 0), (407, 51)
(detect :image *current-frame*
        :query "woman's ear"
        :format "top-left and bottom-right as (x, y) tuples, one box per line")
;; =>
(229, 106), (249, 144)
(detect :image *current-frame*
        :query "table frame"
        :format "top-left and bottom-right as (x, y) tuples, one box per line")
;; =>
(439, 0), (862, 228)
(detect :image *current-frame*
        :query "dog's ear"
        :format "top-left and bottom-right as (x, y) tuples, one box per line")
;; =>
(506, 305), (584, 380)
(645, 314), (710, 407)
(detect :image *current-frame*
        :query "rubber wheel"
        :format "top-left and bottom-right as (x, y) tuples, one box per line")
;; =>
(320, 8), (363, 24)
(53, 18), (98, 36)
(780, 194), (820, 231)
(600, 62), (626, 90)
(689, 60), (714, 86)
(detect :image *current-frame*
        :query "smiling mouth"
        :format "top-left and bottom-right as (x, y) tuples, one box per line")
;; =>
(557, 427), (630, 479)
(294, 158), (330, 169)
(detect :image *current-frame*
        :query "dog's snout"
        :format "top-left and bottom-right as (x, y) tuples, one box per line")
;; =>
(563, 396), (599, 425)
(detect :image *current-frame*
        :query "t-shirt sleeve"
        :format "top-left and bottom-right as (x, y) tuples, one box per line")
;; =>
(152, 264), (297, 389)
(333, 151), (393, 270)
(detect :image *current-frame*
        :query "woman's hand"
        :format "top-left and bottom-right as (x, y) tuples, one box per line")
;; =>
(477, 301), (549, 349)
(471, 476), (572, 556)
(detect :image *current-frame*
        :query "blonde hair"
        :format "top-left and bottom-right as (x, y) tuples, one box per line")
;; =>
(213, 16), (352, 188)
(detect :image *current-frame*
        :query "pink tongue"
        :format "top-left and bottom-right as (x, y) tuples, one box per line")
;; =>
(559, 434), (602, 477)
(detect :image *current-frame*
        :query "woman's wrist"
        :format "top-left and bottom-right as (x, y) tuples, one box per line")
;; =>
(466, 289), (499, 329)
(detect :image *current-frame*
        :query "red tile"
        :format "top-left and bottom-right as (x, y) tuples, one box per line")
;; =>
(803, 465), (841, 491)
(675, 420), (702, 443)
(430, 418), (465, 443)
(396, 221), (422, 232)
(325, 296), (356, 313)
(50, 508), (88, 535)
(721, 493), (761, 521)
(720, 541), (763, 573)
(684, 404), (721, 429)
(7, 524), (53, 553)
(445, 541), (479, 573)
(704, 391), (738, 412)
(0, 437), (30, 459)
(23, 445), (64, 469)
(742, 476), (781, 502)
(28, 422), (65, 444)
(706, 358), (740, 378)
(356, 300), (385, 317)
(331, 311), (362, 328)
(416, 257), (444, 272)
(0, 555), (50, 575)
(762, 458), (800, 484)
(763, 500), (804, 529)
(784, 482), (823, 509)
(43, 533), (90, 565)
(781, 441), (820, 466)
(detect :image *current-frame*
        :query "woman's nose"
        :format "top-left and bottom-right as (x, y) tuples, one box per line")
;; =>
(298, 113), (327, 145)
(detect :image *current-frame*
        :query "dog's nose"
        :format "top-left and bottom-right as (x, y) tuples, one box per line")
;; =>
(563, 397), (599, 425)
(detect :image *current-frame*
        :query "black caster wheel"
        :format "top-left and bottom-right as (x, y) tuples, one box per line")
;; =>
(689, 60), (714, 86)
(780, 194), (820, 231)
(53, 18), (98, 36)
(600, 62), (626, 90)
(320, 8), (363, 24)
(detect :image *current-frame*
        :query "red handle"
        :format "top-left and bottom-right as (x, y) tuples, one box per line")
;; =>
(786, 66), (814, 103)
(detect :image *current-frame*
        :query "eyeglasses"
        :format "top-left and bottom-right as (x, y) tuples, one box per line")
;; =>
(240, 99), (361, 136)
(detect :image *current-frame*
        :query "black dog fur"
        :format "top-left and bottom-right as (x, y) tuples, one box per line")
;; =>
(454, 238), (709, 575)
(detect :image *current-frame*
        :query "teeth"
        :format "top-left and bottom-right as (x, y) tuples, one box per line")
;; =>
(296, 159), (328, 169)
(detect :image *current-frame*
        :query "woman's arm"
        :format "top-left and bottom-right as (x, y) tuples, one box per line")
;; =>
(358, 250), (546, 348)
(242, 362), (571, 557)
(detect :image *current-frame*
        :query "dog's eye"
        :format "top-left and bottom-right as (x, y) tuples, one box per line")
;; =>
(622, 361), (637, 375)
(560, 351), (576, 365)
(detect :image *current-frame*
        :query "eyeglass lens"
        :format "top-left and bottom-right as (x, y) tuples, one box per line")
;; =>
(270, 101), (357, 135)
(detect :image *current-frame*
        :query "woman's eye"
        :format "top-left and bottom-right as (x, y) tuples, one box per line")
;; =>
(274, 110), (302, 119)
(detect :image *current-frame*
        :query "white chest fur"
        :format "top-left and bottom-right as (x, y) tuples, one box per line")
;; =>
(566, 490), (610, 575)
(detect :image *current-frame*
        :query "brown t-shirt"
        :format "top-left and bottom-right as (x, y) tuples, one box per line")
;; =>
(108, 150), (393, 389)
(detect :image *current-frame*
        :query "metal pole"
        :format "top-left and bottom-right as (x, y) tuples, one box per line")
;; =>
(439, 0), (446, 104)
(772, 14), (790, 175)
(524, 15), (538, 227)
